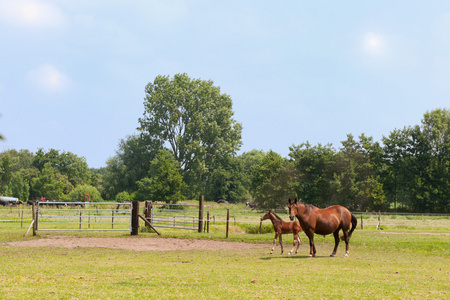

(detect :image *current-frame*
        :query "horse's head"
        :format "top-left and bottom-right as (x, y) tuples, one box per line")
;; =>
(288, 198), (298, 221)
(261, 211), (271, 221)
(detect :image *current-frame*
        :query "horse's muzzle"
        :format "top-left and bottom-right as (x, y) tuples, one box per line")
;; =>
(289, 215), (294, 221)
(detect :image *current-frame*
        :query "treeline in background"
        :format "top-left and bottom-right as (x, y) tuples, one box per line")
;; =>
(1, 74), (448, 213)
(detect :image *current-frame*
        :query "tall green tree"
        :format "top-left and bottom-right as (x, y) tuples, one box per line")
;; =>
(205, 154), (247, 203)
(333, 134), (387, 211)
(251, 151), (296, 209)
(239, 150), (266, 195)
(381, 109), (450, 213)
(135, 150), (187, 203)
(289, 142), (336, 207)
(31, 163), (73, 200)
(9, 173), (29, 201)
(420, 109), (450, 212)
(138, 73), (242, 198)
(102, 134), (161, 200)
(33, 149), (91, 187)
(0, 153), (16, 195)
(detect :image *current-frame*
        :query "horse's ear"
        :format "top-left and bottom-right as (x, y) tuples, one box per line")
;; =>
(294, 198), (298, 204)
(288, 198), (292, 204)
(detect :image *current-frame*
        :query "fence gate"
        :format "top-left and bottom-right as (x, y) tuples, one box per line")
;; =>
(144, 200), (203, 231)
(35, 202), (133, 232)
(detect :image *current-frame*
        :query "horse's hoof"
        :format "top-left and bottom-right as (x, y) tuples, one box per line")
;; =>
(330, 254), (334, 257)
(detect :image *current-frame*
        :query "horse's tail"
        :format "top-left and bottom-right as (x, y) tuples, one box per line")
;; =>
(348, 213), (357, 238)
(341, 213), (357, 240)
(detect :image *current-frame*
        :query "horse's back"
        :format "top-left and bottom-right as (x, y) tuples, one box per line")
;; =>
(281, 221), (302, 234)
(326, 205), (352, 229)
(313, 205), (352, 234)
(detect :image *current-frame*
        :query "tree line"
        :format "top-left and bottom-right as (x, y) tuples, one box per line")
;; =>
(1, 74), (449, 213)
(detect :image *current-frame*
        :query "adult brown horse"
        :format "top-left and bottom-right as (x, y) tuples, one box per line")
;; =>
(261, 211), (302, 255)
(288, 198), (357, 257)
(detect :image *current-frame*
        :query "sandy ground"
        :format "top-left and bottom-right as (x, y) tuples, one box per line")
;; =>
(6, 237), (267, 251)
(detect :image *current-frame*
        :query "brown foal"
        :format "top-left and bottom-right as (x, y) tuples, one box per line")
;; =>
(261, 210), (302, 255)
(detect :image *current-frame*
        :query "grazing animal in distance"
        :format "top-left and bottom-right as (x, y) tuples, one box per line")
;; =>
(288, 198), (357, 257)
(246, 202), (258, 210)
(261, 210), (302, 255)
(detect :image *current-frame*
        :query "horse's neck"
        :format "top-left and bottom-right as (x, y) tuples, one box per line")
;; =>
(297, 203), (309, 217)
(269, 214), (282, 226)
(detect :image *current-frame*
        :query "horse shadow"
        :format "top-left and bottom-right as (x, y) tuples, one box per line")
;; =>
(259, 254), (327, 260)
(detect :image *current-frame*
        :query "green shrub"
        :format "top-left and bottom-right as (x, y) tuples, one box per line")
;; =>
(237, 223), (273, 234)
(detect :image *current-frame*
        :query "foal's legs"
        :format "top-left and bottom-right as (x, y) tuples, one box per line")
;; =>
(279, 234), (284, 254)
(270, 233), (279, 254)
(293, 234), (301, 255)
(288, 233), (301, 255)
(330, 230), (340, 257)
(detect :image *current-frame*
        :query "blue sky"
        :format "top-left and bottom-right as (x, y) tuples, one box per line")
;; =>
(1, 1), (449, 168)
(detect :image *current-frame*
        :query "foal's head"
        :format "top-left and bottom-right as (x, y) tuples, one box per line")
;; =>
(288, 198), (299, 221)
(261, 211), (272, 221)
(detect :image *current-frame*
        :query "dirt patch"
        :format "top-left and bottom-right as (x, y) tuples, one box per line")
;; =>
(7, 237), (267, 251)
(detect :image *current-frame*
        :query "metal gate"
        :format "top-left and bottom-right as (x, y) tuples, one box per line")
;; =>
(36, 201), (133, 232)
(146, 202), (201, 230)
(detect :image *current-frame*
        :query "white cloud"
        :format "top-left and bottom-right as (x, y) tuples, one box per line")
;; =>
(27, 64), (71, 93)
(0, 0), (65, 28)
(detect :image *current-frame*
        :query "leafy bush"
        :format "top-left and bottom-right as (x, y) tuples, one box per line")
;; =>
(68, 184), (103, 202)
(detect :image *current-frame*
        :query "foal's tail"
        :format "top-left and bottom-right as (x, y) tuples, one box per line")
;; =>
(340, 213), (357, 240)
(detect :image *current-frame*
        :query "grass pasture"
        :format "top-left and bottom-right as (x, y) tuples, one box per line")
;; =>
(0, 203), (449, 299)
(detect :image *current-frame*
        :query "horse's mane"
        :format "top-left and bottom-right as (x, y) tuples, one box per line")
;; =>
(303, 203), (318, 213)
(270, 211), (284, 221)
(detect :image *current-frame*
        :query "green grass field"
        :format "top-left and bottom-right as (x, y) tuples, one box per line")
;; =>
(0, 203), (449, 299)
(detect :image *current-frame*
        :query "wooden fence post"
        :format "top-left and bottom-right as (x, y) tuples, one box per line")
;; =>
(144, 201), (151, 226)
(361, 215), (363, 230)
(198, 195), (204, 233)
(376, 211), (381, 230)
(226, 209), (230, 238)
(207, 211), (210, 233)
(32, 202), (36, 236)
(149, 201), (152, 224)
(131, 201), (139, 235)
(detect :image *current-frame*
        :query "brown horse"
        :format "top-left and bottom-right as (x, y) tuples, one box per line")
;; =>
(288, 198), (357, 257)
(261, 211), (302, 255)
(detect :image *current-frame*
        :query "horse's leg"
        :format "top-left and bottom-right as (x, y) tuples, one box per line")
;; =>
(330, 230), (340, 257)
(270, 233), (277, 254)
(288, 233), (296, 255)
(289, 233), (299, 255)
(343, 230), (350, 257)
(306, 230), (315, 257)
(279, 234), (284, 254)
(295, 235), (302, 254)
